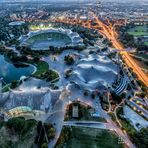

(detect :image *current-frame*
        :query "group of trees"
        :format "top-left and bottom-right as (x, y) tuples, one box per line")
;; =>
(49, 45), (85, 54)
(55, 126), (71, 147)
(16, 44), (85, 57)
(1, 117), (56, 148)
(74, 28), (99, 46)
(6, 117), (37, 136)
(64, 55), (75, 65)
(83, 89), (100, 99)
(0, 16), (29, 46)
(10, 80), (20, 89)
(0, 47), (30, 67)
(135, 79), (147, 92)
(110, 92), (125, 104)
(34, 121), (55, 148)
(100, 93), (110, 111)
(132, 128), (148, 148)
(0, 117), (37, 147)
(0, 17), (11, 43)
(118, 24), (148, 52)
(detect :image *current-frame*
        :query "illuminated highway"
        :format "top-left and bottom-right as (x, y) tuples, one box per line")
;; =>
(90, 12), (148, 88)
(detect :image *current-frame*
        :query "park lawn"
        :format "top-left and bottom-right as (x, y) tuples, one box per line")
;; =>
(32, 60), (49, 77)
(127, 26), (148, 36)
(65, 127), (124, 148)
(128, 32), (148, 36)
(144, 42), (148, 46)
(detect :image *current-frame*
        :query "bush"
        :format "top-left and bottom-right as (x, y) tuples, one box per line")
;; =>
(37, 121), (42, 134)
(41, 143), (48, 148)
(10, 80), (18, 89)
(136, 92), (146, 98)
(83, 90), (89, 96)
(6, 117), (37, 135)
(64, 55), (74, 65)
(111, 92), (122, 103)
(132, 128), (148, 148)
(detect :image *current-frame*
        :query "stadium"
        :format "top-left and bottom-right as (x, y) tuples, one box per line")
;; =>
(20, 28), (83, 50)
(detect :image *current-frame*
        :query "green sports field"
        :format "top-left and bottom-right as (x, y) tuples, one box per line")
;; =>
(56, 127), (124, 148)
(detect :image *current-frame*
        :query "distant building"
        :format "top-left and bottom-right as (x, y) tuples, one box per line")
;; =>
(72, 105), (79, 118)
(9, 21), (25, 26)
(79, 16), (88, 21)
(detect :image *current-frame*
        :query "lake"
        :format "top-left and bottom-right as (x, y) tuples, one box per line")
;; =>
(0, 55), (34, 83)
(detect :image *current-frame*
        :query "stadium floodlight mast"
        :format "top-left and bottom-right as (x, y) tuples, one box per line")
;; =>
(40, 23), (44, 29)
(0, 78), (2, 99)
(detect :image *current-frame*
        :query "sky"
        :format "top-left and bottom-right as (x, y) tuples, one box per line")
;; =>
(0, 0), (144, 1)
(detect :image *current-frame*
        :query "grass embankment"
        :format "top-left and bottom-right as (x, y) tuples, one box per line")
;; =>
(32, 60), (49, 77)
(56, 126), (124, 148)
(29, 60), (59, 81)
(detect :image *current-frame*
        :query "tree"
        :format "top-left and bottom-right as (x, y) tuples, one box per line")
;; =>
(6, 117), (26, 134)
(48, 127), (56, 139)
(132, 128), (148, 148)
(37, 121), (42, 134)
(11, 80), (18, 89)
(64, 55), (74, 65)
(111, 92), (122, 103)
(137, 92), (146, 98)
(91, 93), (95, 99)
(33, 56), (40, 63)
(49, 46), (55, 51)
(41, 143), (48, 148)
(137, 80), (145, 87)
(83, 90), (89, 96)
(120, 92), (126, 98)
